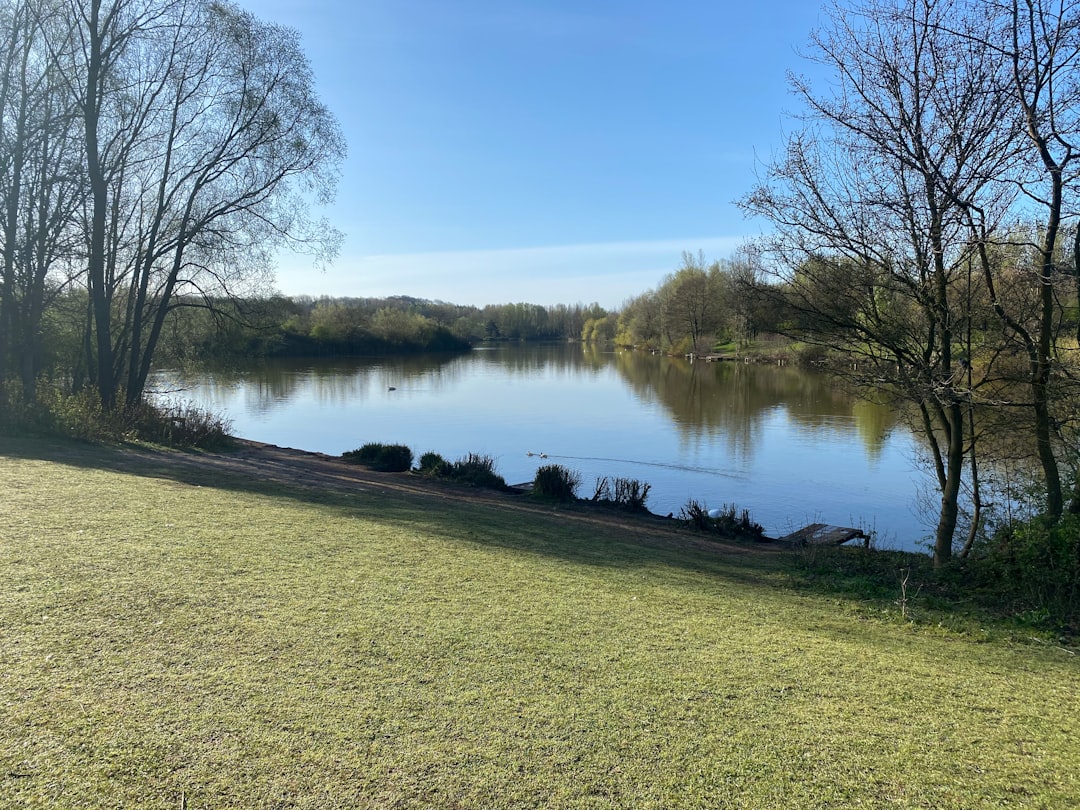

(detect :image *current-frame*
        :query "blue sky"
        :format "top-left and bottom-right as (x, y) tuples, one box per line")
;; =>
(243, 0), (825, 307)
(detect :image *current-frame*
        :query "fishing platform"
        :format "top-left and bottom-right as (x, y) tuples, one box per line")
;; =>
(778, 523), (871, 548)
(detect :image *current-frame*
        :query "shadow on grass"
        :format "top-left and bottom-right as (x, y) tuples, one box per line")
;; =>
(5, 435), (1059, 649)
(0, 434), (793, 593)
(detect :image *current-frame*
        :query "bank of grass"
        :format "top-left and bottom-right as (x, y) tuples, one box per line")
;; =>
(1, 437), (1078, 809)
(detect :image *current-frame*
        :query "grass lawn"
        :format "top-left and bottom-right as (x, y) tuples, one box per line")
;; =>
(1, 436), (1078, 809)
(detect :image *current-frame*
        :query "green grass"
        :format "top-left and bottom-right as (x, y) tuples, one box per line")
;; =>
(1, 437), (1079, 808)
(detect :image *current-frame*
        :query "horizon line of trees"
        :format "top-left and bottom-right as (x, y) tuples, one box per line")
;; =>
(149, 294), (617, 361)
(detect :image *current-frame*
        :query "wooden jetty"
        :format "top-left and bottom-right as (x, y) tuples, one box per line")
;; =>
(778, 523), (870, 548)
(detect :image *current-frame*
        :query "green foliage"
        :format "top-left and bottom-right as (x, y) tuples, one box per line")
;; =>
(0, 380), (34, 434)
(342, 442), (414, 472)
(153, 296), (303, 363)
(26, 386), (121, 441)
(370, 307), (435, 346)
(248, 296), (611, 354)
(417, 451), (508, 490)
(792, 342), (829, 367)
(0, 384), (232, 449)
(447, 453), (507, 489)
(614, 290), (662, 349)
(532, 464), (581, 501)
(679, 499), (765, 541)
(972, 515), (1080, 630)
(417, 451), (451, 476)
(591, 475), (652, 511)
(581, 315), (616, 343)
(482, 301), (607, 341)
(670, 335), (695, 356)
(614, 250), (768, 352)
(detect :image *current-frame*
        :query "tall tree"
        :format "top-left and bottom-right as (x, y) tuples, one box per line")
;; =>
(659, 250), (726, 353)
(985, 0), (1080, 517)
(59, 0), (343, 408)
(0, 0), (83, 399)
(742, 0), (1014, 564)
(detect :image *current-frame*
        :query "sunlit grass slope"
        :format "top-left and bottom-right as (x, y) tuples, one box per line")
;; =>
(1, 438), (1078, 809)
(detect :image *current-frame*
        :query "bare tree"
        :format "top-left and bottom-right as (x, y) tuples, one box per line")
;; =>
(56, 0), (343, 408)
(742, 0), (1015, 564)
(0, 0), (84, 399)
(985, 1), (1080, 517)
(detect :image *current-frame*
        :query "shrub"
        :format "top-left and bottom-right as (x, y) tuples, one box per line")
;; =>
(679, 499), (765, 541)
(532, 464), (581, 502)
(612, 477), (651, 511)
(129, 399), (234, 450)
(711, 503), (765, 541)
(32, 386), (122, 441)
(449, 453), (507, 490)
(592, 476), (611, 502)
(417, 451), (450, 476)
(592, 476), (651, 512)
(679, 499), (713, 531)
(3, 385), (233, 450)
(972, 514), (1080, 630)
(343, 442), (413, 472)
(0, 380), (31, 434)
(376, 444), (414, 472)
(343, 442), (382, 465)
(409, 450), (507, 489)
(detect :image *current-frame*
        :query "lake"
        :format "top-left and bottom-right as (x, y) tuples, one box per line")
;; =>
(150, 343), (932, 551)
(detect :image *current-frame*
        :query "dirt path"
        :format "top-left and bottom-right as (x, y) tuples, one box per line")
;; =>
(0, 434), (783, 559)
(88, 438), (783, 558)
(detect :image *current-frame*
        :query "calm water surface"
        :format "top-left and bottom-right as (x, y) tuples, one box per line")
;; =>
(151, 343), (932, 550)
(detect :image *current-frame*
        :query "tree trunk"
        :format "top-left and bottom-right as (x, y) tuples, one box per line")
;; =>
(933, 400), (965, 566)
(1034, 181), (1063, 519)
(84, 0), (116, 409)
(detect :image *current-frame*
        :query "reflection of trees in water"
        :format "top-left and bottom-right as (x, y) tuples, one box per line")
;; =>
(167, 354), (473, 414)
(156, 348), (899, 459)
(227, 345), (610, 413)
(471, 342), (610, 377)
(852, 400), (894, 462)
(612, 353), (899, 460)
(163, 346), (604, 415)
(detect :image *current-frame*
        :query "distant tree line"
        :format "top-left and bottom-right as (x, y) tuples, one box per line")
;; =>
(613, 250), (778, 355)
(151, 295), (615, 362)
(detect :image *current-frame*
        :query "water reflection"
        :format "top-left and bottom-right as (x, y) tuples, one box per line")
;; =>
(150, 344), (921, 548)
(610, 351), (898, 461)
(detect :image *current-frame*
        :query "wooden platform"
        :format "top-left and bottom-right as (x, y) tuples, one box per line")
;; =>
(778, 523), (870, 548)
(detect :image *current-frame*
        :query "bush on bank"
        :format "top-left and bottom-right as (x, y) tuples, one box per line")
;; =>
(342, 442), (414, 472)
(532, 464), (581, 502)
(591, 475), (652, 512)
(680, 499), (766, 542)
(0, 382), (232, 450)
(970, 514), (1080, 630)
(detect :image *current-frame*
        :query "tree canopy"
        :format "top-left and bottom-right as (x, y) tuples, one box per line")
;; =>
(0, 0), (344, 407)
(741, 0), (1080, 563)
